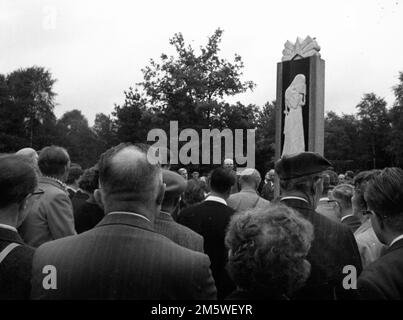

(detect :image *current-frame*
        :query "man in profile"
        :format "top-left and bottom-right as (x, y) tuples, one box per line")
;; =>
(0, 155), (38, 299)
(275, 152), (362, 300)
(260, 169), (275, 201)
(358, 168), (403, 299)
(331, 184), (361, 232)
(154, 169), (204, 252)
(30, 143), (216, 299)
(19, 146), (76, 247)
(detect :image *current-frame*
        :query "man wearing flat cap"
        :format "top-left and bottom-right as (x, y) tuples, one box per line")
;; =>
(275, 152), (362, 300)
(154, 170), (204, 252)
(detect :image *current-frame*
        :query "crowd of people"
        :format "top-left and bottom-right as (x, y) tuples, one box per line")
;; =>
(0, 144), (402, 300)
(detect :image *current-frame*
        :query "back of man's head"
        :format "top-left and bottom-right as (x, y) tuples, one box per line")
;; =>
(210, 167), (236, 195)
(38, 146), (70, 178)
(239, 168), (261, 190)
(98, 143), (162, 208)
(366, 167), (403, 233)
(331, 184), (354, 210)
(0, 155), (37, 210)
(66, 166), (83, 185)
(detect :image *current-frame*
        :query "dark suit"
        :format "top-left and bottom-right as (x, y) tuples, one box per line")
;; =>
(341, 215), (362, 233)
(178, 199), (235, 299)
(74, 200), (104, 234)
(281, 198), (362, 300)
(358, 238), (403, 299)
(260, 181), (275, 201)
(31, 212), (217, 300)
(155, 211), (204, 252)
(0, 227), (34, 300)
(71, 190), (89, 216)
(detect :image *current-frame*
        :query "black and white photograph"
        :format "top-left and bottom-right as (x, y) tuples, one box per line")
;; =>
(1, 0), (403, 313)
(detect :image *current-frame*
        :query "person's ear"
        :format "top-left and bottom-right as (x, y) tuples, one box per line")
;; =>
(16, 196), (30, 227)
(94, 189), (105, 212)
(156, 183), (166, 206)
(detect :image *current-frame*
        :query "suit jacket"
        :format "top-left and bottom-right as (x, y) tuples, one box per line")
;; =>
(178, 199), (235, 299)
(71, 190), (89, 216)
(316, 197), (340, 222)
(227, 188), (271, 213)
(358, 238), (403, 299)
(154, 211), (204, 252)
(281, 198), (363, 300)
(354, 219), (385, 268)
(30, 212), (217, 300)
(74, 200), (104, 234)
(0, 227), (34, 300)
(341, 215), (362, 233)
(19, 176), (76, 248)
(260, 182), (275, 201)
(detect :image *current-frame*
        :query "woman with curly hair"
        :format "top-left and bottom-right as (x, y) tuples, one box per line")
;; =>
(225, 204), (314, 299)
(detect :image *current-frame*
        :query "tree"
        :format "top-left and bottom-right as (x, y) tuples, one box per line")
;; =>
(138, 28), (255, 130)
(388, 71), (403, 166)
(255, 101), (276, 174)
(356, 93), (391, 169)
(324, 111), (361, 171)
(93, 113), (118, 150)
(0, 67), (57, 151)
(56, 110), (102, 167)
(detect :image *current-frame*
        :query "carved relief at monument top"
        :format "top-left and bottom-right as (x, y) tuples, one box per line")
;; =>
(282, 36), (321, 61)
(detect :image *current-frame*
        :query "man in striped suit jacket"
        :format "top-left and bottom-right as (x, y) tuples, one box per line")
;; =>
(275, 152), (362, 300)
(30, 143), (216, 300)
(0, 155), (38, 300)
(154, 169), (204, 252)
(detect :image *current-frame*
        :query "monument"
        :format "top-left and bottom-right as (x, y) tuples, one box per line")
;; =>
(274, 36), (325, 195)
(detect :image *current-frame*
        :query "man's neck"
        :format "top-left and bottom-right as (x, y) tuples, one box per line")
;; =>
(105, 203), (155, 224)
(0, 210), (18, 228)
(240, 185), (257, 192)
(341, 208), (354, 219)
(281, 191), (314, 209)
(209, 191), (227, 200)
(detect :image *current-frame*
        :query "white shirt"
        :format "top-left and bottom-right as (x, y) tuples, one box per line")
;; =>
(0, 224), (17, 233)
(204, 195), (227, 206)
(390, 234), (403, 247)
(341, 214), (355, 222)
(108, 211), (151, 222)
(280, 196), (309, 204)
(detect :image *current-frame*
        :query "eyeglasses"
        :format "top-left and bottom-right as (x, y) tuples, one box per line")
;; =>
(363, 209), (389, 220)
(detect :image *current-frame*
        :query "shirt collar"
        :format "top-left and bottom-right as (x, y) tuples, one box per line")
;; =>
(0, 223), (18, 233)
(205, 195), (227, 206)
(280, 196), (309, 204)
(107, 211), (151, 222)
(341, 214), (355, 222)
(42, 176), (68, 190)
(390, 234), (403, 248)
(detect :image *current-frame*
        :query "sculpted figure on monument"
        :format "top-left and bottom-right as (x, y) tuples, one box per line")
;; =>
(282, 74), (306, 156)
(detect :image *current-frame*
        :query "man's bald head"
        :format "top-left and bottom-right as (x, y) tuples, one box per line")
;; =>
(98, 143), (162, 205)
(239, 168), (261, 190)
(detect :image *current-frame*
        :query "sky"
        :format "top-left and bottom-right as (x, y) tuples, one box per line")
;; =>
(1, 0), (403, 125)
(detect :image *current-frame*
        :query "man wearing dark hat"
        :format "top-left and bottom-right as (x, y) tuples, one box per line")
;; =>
(155, 170), (204, 252)
(275, 152), (362, 300)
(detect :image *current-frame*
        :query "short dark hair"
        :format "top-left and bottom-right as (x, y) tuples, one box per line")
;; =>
(209, 167), (236, 194)
(38, 146), (70, 177)
(66, 166), (83, 184)
(366, 167), (403, 232)
(98, 143), (161, 203)
(352, 169), (381, 210)
(225, 204), (313, 297)
(78, 167), (99, 193)
(0, 155), (38, 208)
